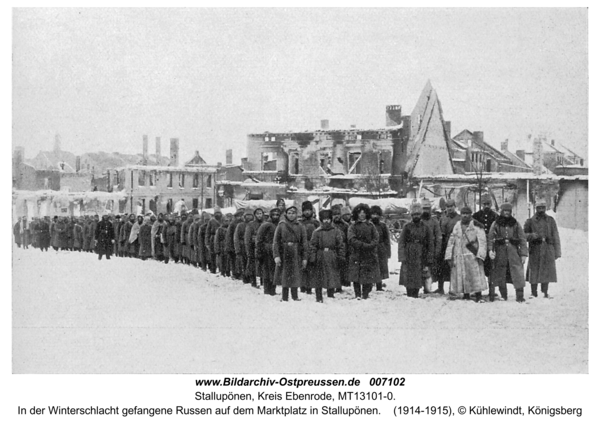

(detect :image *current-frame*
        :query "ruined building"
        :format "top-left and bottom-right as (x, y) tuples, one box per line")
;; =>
(243, 81), (455, 198)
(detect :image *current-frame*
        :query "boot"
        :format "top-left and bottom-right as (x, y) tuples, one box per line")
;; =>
(433, 281), (445, 294)
(541, 283), (550, 298)
(516, 289), (525, 303)
(489, 286), (496, 302)
(462, 293), (471, 300)
(316, 288), (323, 303)
(353, 283), (362, 299)
(499, 284), (508, 301)
(530, 284), (538, 298)
(376, 282), (383, 291)
(282, 288), (289, 302)
(327, 289), (335, 298)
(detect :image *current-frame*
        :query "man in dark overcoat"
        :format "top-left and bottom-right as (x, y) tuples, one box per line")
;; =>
(473, 193), (498, 293)
(256, 208), (281, 296)
(370, 205), (391, 292)
(421, 199), (442, 293)
(245, 208), (265, 287)
(523, 199), (561, 298)
(399, 203), (434, 298)
(347, 203), (380, 300)
(299, 201), (320, 294)
(488, 203), (528, 302)
(273, 206), (308, 302)
(331, 204), (350, 291)
(95, 214), (115, 260)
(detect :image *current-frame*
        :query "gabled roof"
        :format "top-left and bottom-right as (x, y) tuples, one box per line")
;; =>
(405, 82), (455, 177)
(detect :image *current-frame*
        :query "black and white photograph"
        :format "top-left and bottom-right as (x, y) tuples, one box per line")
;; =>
(7, 6), (594, 421)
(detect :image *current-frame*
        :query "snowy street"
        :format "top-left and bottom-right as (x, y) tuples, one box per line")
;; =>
(13, 228), (588, 374)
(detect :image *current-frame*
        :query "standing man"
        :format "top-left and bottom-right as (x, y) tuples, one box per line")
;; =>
(205, 206), (222, 273)
(347, 203), (380, 300)
(398, 203), (434, 298)
(95, 214), (115, 260)
(309, 209), (346, 302)
(488, 203), (528, 302)
(152, 213), (167, 262)
(273, 206), (308, 302)
(444, 206), (488, 302)
(256, 208), (281, 296)
(13, 218), (22, 248)
(180, 213), (192, 265)
(473, 193), (498, 294)
(226, 209), (245, 279)
(370, 205), (391, 292)
(198, 212), (211, 270)
(436, 199), (460, 294)
(235, 208), (254, 283)
(299, 201), (320, 294)
(245, 207), (265, 287)
(331, 204), (350, 291)
(524, 199), (561, 298)
(420, 199), (442, 293)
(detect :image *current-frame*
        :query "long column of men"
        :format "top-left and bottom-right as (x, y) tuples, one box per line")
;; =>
(14, 195), (560, 303)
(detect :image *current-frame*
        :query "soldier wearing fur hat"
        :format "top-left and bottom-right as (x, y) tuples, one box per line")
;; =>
(420, 199), (442, 293)
(215, 213), (232, 276)
(273, 205), (309, 301)
(473, 193), (498, 286)
(523, 199), (561, 298)
(256, 208), (281, 296)
(226, 209), (245, 279)
(399, 202), (434, 298)
(332, 204), (351, 290)
(205, 206), (222, 273)
(488, 203), (528, 302)
(348, 203), (380, 300)
(300, 200), (320, 294)
(95, 214), (116, 260)
(309, 209), (346, 302)
(436, 199), (461, 294)
(163, 215), (179, 263)
(370, 205), (391, 291)
(235, 208), (254, 283)
(198, 212), (211, 270)
(444, 206), (488, 302)
(245, 208), (266, 287)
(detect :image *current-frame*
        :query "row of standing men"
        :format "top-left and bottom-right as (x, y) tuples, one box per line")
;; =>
(13, 194), (560, 303)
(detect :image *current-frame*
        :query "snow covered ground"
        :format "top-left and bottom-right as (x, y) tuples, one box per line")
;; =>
(12, 228), (588, 374)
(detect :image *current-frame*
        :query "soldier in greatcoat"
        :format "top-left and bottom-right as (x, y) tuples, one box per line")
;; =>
(235, 209), (254, 283)
(245, 208), (265, 287)
(331, 204), (350, 292)
(226, 209), (245, 279)
(180, 213), (192, 265)
(299, 201), (320, 294)
(445, 206), (488, 302)
(151, 213), (167, 262)
(205, 207), (222, 273)
(215, 214), (231, 276)
(138, 216), (153, 260)
(36, 217), (51, 251)
(198, 212), (211, 270)
(370, 205), (391, 292)
(473, 193), (498, 294)
(95, 214), (115, 260)
(255, 208), (281, 296)
(163, 215), (179, 264)
(420, 199), (442, 293)
(13, 218), (23, 248)
(309, 209), (345, 302)
(523, 199), (561, 298)
(73, 218), (84, 251)
(398, 203), (434, 298)
(436, 199), (460, 294)
(273, 206), (308, 302)
(347, 203), (380, 300)
(488, 203), (528, 302)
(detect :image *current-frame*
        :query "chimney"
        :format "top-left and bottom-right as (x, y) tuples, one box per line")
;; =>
(320, 119), (329, 130)
(226, 149), (233, 165)
(170, 138), (179, 167)
(473, 131), (484, 145)
(75, 156), (81, 172)
(350, 124), (356, 129)
(551, 139), (555, 146)
(501, 139), (508, 152)
(54, 133), (62, 152)
(444, 121), (452, 138)
(386, 105), (402, 126)
(516, 150), (525, 161)
(142, 134), (148, 164)
(155, 137), (161, 163)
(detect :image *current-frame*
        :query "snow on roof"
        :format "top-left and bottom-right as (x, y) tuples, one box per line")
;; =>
(112, 165), (219, 173)
(414, 173), (588, 181)
(13, 189), (128, 201)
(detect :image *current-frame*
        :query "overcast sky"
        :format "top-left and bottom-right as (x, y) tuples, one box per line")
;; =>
(13, 8), (588, 165)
